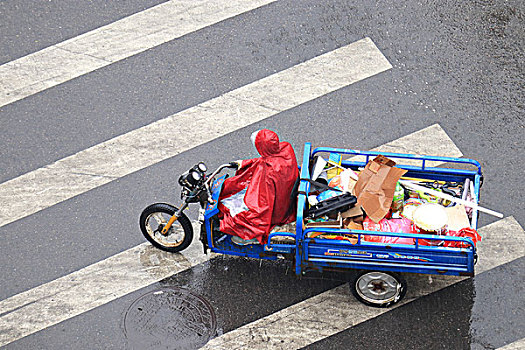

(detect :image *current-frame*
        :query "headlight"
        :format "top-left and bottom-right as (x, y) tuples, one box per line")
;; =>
(196, 162), (207, 173)
(178, 169), (201, 189)
(178, 163), (207, 190)
(190, 169), (201, 182)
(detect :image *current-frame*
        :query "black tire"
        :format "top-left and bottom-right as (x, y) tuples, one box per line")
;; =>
(139, 203), (193, 253)
(350, 270), (407, 308)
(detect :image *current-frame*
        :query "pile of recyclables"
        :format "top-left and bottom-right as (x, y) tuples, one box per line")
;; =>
(302, 153), (502, 246)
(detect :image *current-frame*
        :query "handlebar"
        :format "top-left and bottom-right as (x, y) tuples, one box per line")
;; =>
(205, 163), (236, 185)
(204, 163), (237, 203)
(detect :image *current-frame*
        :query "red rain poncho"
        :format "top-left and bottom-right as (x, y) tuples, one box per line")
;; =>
(218, 129), (298, 244)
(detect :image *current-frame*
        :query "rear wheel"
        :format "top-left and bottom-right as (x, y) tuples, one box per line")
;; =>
(139, 203), (193, 253)
(350, 271), (407, 307)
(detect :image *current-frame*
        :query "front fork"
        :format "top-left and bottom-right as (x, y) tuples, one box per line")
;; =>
(160, 202), (188, 235)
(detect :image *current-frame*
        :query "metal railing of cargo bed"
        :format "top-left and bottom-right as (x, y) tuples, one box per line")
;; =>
(292, 143), (482, 276)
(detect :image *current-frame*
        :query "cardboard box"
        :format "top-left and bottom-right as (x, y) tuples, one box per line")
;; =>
(343, 218), (364, 231)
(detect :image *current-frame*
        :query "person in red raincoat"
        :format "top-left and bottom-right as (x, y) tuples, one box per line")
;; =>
(218, 129), (298, 244)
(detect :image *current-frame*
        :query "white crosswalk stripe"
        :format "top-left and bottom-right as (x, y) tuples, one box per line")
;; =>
(497, 337), (525, 350)
(0, 239), (208, 347)
(0, 123), (493, 347)
(202, 217), (525, 349)
(0, 37), (391, 229)
(0, 0), (277, 107)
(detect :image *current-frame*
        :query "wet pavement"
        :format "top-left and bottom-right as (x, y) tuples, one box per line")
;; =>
(1, 0), (524, 349)
(123, 287), (217, 349)
(306, 257), (525, 350)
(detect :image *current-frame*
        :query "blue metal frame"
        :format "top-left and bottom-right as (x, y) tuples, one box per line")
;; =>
(302, 228), (474, 276)
(311, 147), (482, 174)
(203, 143), (482, 278)
(294, 143), (481, 277)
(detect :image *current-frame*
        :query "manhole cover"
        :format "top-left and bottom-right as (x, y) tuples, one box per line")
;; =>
(124, 287), (217, 349)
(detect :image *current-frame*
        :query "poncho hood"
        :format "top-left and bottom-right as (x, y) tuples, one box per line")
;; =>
(253, 129), (280, 157)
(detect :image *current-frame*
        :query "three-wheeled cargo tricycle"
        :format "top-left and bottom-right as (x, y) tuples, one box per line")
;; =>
(139, 143), (483, 307)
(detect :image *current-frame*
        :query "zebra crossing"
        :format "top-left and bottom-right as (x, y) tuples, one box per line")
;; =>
(498, 338), (525, 350)
(1, 1), (523, 349)
(0, 0), (277, 107)
(1, 122), (500, 347)
(0, 37), (391, 229)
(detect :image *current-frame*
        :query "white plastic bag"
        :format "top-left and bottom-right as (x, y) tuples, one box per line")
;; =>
(221, 188), (249, 217)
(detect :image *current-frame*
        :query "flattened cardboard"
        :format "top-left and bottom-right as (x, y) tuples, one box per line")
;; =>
(343, 218), (364, 230)
(340, 205), (364, 219)
(445, 204), (471, 231)
(348, 178), (357, 194)
(354, 155), (407, 223)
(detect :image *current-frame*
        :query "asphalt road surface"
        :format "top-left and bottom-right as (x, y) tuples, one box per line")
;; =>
(1, 0), (524, 349)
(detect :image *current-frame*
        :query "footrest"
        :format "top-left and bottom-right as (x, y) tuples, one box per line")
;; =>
(269, 235), (296, 244)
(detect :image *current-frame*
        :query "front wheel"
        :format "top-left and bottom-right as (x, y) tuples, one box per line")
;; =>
(139, 203), (193, 253)
(350, 271), (407, 308)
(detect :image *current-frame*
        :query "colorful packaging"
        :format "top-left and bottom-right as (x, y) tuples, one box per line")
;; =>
(316, 188), (341, 202)
(328, 175), (341, 188)
(328, 169), (357, 193)
(417, 190), (440, 204)
(391, 182), (404, 213)
(326, 153), (342, 179)
(401, 198), (423, 221)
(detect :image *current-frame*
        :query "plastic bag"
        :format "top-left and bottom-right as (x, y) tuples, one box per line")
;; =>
(362, 217), (416, 245)
(443, 228), (482, 248)
(220, 188), (249, 217)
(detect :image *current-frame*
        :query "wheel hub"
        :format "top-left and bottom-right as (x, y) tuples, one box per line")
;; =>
(370, 280), (387, 294)
(156, 224), (169, 236)
(355, 272), (402, 305)
(145, 212), (185, 248)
